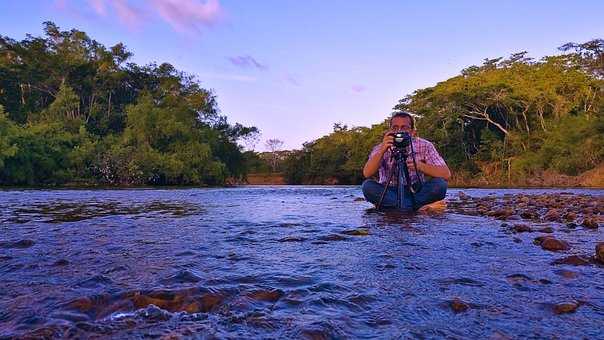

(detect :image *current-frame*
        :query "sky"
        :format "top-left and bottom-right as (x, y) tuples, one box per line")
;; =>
(1, 0), (603, 150)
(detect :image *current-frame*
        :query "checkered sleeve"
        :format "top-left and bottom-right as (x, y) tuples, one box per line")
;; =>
(421, 141), (447, 166)
(368, 144), (382, 160)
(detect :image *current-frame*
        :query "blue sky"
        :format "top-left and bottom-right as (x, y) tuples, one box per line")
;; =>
(1, 1), (603, 150)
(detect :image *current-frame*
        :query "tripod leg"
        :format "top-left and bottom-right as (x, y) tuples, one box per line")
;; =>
(376, 165), (396, 210)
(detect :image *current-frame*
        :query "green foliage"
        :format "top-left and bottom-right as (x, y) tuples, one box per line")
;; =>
(283, 40), (603, 184)
(0, 23), (257, 186)
(0, 106), (19, 171)
(283, 123), (386, 184)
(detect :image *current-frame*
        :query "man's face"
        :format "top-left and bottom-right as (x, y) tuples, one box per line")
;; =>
(390, 116), (413, 133)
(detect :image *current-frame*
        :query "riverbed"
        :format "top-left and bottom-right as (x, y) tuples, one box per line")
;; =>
(1, 187), (602, 338)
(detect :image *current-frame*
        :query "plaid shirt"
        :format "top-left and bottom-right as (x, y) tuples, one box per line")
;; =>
(368, 137), (447, 186)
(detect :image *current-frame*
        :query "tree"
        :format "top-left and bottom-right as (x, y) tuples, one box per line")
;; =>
(265, 138), (284, 172)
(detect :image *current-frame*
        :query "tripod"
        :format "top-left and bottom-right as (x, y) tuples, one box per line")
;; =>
(376, 144), (423, 210)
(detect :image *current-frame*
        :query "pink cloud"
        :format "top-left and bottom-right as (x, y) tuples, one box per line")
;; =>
(351, 84), (366, 93)
(60, 0), (222, 35)
(112, 0), (144, 29)
(228, 55), (268, 70)
(88, 0), (106, 15)
(151, 0), (223, 33)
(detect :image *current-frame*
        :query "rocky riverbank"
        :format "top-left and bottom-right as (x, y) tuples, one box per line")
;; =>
(447, 192), (603, 266)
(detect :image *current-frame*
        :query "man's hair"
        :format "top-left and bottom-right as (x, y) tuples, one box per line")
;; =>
(390, 111), (415, 129)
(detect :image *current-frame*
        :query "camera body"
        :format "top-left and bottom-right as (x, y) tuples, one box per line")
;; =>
(390, 131), (412, 149)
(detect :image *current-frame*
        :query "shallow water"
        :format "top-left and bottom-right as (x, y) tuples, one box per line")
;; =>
(0, 186), (603, 339)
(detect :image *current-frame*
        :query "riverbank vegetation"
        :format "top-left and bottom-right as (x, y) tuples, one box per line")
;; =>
(0, 22), (257, 186)
(281, 40), (603, 186)
(2, 24), (602, 187)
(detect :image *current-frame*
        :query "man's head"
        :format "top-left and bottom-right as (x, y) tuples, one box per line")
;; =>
(389, 111), (415, 133)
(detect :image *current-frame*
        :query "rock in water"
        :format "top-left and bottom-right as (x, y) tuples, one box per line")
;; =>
(596, 243), (604, 264)
(553, 301), (580, 314)
(582, 217), (599, 229)
(450, 298), (470, 313)
(534, 236), (570, 251)
(513, 224), (532, 233)
(551, 255), (591, 266)
(543, 209), (560, 221)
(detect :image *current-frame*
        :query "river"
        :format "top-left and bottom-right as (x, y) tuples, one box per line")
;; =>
(1, 187), (603, 338)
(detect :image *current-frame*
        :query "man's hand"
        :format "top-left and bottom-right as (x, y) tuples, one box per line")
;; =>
(363, 130), (395, 178)
(380, 130), (394, 152)
(407, 158), (451, 180)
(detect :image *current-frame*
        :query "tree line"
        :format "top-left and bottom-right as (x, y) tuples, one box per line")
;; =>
(282, 40), (603, 185)
(0, 22), (258, 186)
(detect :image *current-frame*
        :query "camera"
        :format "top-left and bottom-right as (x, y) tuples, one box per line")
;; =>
(389, 131), (412, 148)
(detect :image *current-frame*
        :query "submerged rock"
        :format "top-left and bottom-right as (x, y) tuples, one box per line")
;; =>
(247, 289), (283, 302)
(596, 243), (604, 264)
(553, 301), (580, 314)
(512, 224), (532, 233)
(0, 239), (35, 248)
(537, 227), (554, 234)
(53, 259), (69, 266)
(449, 298), (470, 313)
(341, 228), (369, 236)
(552, 255), (592, 266)
(534, 236), (570, 251)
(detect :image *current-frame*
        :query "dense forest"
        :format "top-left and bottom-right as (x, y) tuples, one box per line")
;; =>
(1, 24), (602, 187)
(0, 22), (258, 186)
(282, 40), (604, 186)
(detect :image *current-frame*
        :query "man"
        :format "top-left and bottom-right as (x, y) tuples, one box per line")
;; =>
(362, 111), (450, 211)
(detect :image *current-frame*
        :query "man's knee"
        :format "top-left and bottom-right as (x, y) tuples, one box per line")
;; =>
(430, 178), (448, 200)
(362, 179), (378, 194)
(361, 179), (382, 202)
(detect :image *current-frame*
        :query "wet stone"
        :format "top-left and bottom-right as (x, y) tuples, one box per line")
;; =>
(0, 239), (35, 249)
(247, 289), (283, 302)
(53, 259), (69, 266)
(563, 212), (577, 221)
(582, 218), (599, 229)
(520, 211), (539, 220)
(341, 228), (369, 236)
(534, 236), (570, 251)
(513, 224), (532, 233)
(553, 301), (580, 314)
(543, 209), (560, 222)
(449, 298), (470, 313)
(596, 243), (604, 264)
(537, 227), (554, 234)
(279, 236), (307, 242)
(317, 234), (348, 242)
(551, 255), (591, 266)
(554, 269), (578, 279)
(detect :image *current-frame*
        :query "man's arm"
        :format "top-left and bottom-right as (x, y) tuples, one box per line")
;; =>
(363, 132), (394, 178)
(414, 161), (451, 180)
(406, 140), (451, 180)
(363, 146), (386, 178)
